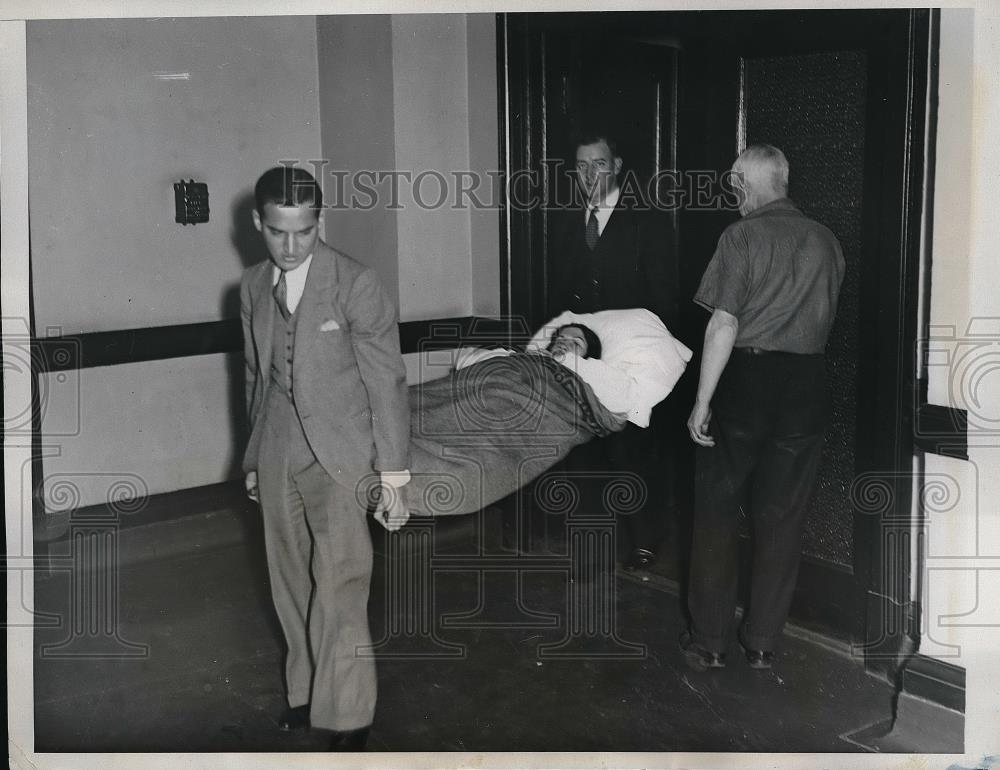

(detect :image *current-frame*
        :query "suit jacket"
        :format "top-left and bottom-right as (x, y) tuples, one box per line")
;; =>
(549, 198), (677, 326)
(240, 240), (410, 482)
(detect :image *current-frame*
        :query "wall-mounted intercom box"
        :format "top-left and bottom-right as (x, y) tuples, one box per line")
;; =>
(174, 180), (209, 225)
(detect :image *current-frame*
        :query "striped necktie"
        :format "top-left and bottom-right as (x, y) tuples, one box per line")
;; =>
(585, 206), (600, 250)
(273, 271), (291, 321)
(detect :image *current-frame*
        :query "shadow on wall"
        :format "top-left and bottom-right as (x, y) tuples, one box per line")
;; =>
(231, 189), (269, 271)
(220, 190), (269, 480)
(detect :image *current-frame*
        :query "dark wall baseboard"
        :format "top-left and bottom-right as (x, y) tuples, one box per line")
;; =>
(35, 480), (249, 543)
(901, 653), (966, 713)
(738, 543), (856, 643)
(914, 402), (968, 460)
(790, 556), (856, 643)
(34, 315), (523, 373)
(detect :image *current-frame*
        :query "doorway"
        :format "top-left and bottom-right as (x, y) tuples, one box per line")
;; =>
(501, 9), (930, 676)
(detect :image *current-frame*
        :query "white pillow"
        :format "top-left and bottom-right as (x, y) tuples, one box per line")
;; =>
(527, 308), (693, 427)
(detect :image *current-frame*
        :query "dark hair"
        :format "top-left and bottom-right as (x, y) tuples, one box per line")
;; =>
(549, 323), (602, 360)
(254, 166), (323, 213)
(571, 126), (619, 159)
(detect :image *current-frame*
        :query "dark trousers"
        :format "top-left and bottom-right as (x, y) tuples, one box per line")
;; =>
(687, 349), (827, 653)
(558, 420), (667, 557)
(603, 422), (666, 552)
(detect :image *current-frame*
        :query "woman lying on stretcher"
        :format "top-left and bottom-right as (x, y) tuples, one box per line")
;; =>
(453, 319), (661, 427)
(384, 309), (693, 524)
(544, 323), (603, 360)
(453, 322), (602, 369)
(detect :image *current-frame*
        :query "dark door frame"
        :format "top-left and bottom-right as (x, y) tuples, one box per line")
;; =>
(850, 8), (930, 678)
(498, 8), (933, 678)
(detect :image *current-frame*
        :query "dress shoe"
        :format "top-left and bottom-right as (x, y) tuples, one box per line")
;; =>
(743, 647), (775, 670)
(679, 631), (726, 671)
(623, 547), (657, 572)
(277, 704), (310, 732)
(326, 725), (370, 751)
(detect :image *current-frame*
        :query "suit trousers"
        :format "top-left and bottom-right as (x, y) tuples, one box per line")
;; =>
(257, 388), (376, 731)
(687, 349), (827, 653)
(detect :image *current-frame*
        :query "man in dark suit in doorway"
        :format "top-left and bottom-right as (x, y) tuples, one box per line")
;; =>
(548, 128), (678, 571)
(241, 166), (411, 751)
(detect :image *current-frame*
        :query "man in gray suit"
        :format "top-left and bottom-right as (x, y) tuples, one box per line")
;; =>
(241, 166), (410, 751)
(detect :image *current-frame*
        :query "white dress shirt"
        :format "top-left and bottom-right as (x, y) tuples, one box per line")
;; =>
(271, 253), (314, 315)
(585, 185), (621, 236)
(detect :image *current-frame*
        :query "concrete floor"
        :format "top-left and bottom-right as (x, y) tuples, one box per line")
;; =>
(32, 489), (906, 755)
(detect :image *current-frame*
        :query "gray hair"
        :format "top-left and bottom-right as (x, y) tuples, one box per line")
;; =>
(732, 144), (789, 213)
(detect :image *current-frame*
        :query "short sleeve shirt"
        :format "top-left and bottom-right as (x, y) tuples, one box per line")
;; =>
(694, 198), (845, 354)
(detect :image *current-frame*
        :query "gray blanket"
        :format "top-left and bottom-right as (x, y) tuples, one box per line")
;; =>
(406, 353), (627, 516)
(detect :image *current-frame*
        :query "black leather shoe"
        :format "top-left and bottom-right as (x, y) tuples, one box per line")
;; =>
(743, 647), (774, 670)
(277, 704), (310, 732)
(327, 726), (370, 751)
(624, 547), (657, 572)
(679, 631), (726, 671)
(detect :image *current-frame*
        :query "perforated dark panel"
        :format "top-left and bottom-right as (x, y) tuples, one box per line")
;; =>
(744, 51), (868, 567)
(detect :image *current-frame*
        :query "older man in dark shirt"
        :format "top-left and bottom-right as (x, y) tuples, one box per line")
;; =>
(681, 144), (845, 671)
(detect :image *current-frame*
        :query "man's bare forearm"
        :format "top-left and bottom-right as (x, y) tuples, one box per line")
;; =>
(695, 309), (739, 407)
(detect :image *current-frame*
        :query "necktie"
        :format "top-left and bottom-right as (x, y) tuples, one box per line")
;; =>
(584, 207), (600, 250)
(273, 271), (291, 321)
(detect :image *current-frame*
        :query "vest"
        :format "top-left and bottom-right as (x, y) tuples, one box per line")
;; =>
(269, 300), (297, 400)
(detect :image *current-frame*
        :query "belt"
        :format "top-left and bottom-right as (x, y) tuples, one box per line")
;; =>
(733, 347), (823, 357)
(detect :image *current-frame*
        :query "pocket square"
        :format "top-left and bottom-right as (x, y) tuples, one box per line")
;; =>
(319, 319), (341, 332)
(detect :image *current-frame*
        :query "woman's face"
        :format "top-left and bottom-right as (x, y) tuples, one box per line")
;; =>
(549, 326), (588, 358)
